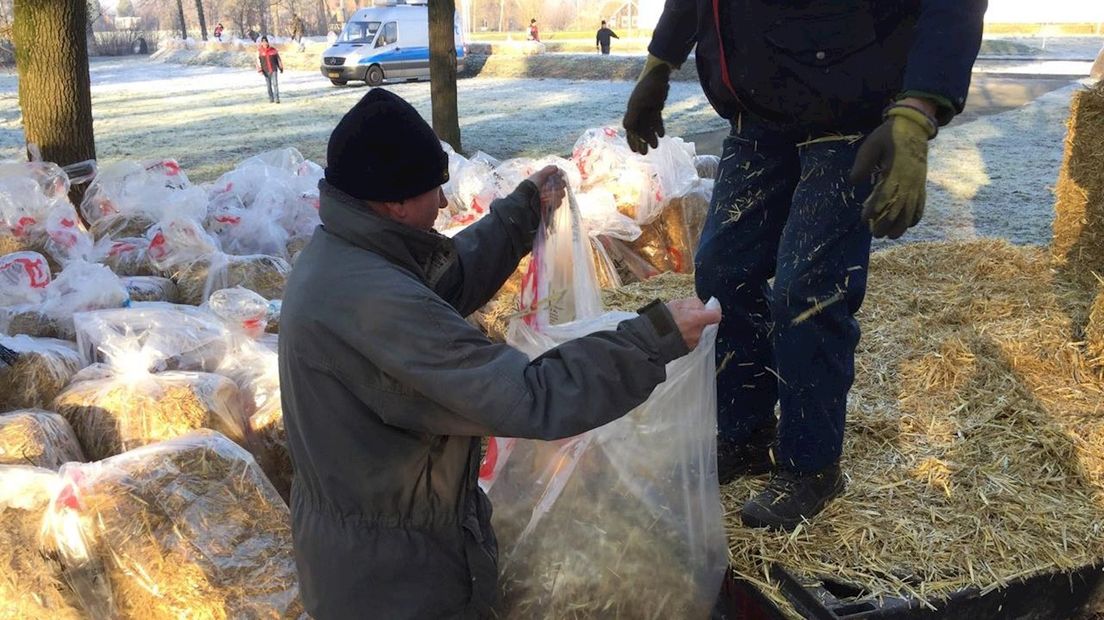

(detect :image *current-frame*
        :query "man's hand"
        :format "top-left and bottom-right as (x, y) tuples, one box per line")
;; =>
(666, 297), (722, 350)
(527, 165), (567, 214)
(623, 55), (674, 155)
(849, 100), (936, 240)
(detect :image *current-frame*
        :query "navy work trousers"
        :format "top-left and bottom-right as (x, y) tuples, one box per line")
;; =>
(695, 114), (874, 473)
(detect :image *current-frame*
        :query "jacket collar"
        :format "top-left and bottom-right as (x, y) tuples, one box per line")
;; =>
(318, 180), (456, 287)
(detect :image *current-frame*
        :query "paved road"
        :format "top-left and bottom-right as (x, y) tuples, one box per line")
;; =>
(685, 73), (1077, 156)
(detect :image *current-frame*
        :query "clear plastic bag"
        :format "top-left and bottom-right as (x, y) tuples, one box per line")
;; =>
(518, 185), (603, 329)
(0, 465), (87, 620)
(13, 261), (130, 340)
(0, 250), (52, 306)
(486, 301), (726, 619)
(53, 368), (246, 461)
(0, 409), (86, 469)
(46, 430), (304, 619)
(0, 334), (84, 412)
(73, 302), (230, 373)
(120, 276), (179, 304)
(93, 236), (155, 276)
(205, 287), (270, 339)
(0, 174), (93, 269)
(693, 154), (720, 180)
(79, 160), (207, 239)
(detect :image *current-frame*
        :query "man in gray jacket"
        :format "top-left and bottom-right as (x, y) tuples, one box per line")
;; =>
(279, 88), (720, 619)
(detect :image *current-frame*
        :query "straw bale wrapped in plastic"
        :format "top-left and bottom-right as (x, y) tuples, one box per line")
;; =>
(218, 336), (289, 501)
(205, 286), (270, 339)
(48, 431), (304, 619)
(0, 465), (86, 620)
(286, 234), (311, 265)
(0, 250), (51, 306)
(94, 236), (156, 276)
(0, 174), (93, 270)
(265, 299), (281, 334)
(0, 409), (85, 469)
(0, 334), (83, 411)
(483, 203), (726, 618)
(2, 261), (129, 341)
(148, 217), (290, 305)
(79, 160), (207, 241)
(121, 276), (179, 303)
(74, 303), (231, 372)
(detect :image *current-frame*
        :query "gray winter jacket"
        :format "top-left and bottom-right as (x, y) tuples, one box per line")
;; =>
(279, 179), (689, 619)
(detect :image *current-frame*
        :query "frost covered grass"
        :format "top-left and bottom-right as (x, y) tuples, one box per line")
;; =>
(0, 57), (726, 183)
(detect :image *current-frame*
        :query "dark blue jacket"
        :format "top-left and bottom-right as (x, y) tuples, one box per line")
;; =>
(649, 0), (987, 132)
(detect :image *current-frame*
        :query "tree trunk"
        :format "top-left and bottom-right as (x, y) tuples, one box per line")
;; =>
(428, 0), (461, 151)
(13, 0), (96, 170)
(194, 0), (208, 40)
(175, 0), (187, 38)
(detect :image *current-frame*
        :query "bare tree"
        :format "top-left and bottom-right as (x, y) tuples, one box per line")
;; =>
(428, 0), (460, 151)
(194, 0), (209, 40)
(175, 0), (188, 38)
(13, 0), (96, 171)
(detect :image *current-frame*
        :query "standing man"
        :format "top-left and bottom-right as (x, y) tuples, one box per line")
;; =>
(596, 20), (619, 55)
(280, 88), (720, 618)
(256, 36), (284, 104)
(291, 14), (306, 51)
(624, 2), (986, 531)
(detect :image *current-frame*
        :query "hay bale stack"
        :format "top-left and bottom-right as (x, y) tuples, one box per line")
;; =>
(54, 371), (246, 461)
(0, 336), (83, 412)
(1052, 82), (1104, 290)
(58, 431), (303, 619)
(725, 240), (1104, 618)
(0, 410), (85, 469)
(0, 465), (85, 620)
(173, 254), (290, 305)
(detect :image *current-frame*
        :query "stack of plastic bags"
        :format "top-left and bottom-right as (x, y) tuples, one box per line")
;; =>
(0, 160), (95, 271)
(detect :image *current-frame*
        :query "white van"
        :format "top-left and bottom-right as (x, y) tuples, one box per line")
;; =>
(320, 2), (466, 87)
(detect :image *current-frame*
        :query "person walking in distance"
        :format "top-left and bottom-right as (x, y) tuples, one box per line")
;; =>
(213, 22), (224, 42)
(528, 18), (540, 42)
(596, 20), (619, 55)
(256, 36), (284, 104)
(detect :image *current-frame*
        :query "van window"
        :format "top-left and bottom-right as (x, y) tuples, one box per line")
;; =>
(339, 21), (380, 44)
(376, 22), (397, 47)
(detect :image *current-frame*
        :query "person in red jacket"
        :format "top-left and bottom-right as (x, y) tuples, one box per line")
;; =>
(527, 18), (540, 42)
(256, 36), (284, 104)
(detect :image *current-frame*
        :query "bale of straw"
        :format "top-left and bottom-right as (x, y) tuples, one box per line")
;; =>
(59, 430), (304, 619)
(1052, 82), (1104, 290)
(477, 257), (530, 343)
(248, 403), (291, 504)
(121, 276), (180, 303)
(0, 336), (83, 412)
(100, 237), (156, 276)
(0, 230), (62, 273)
(174, 255), (290, 306)
(89, 215), (155, 241)
(0, 410), (85, 469)
(286, 234), (310, 265)
(0, 466), (85, 620)
(4, 308), (69, 340)
(723, 240), (1104, 618)
(53, 370), (247, 461)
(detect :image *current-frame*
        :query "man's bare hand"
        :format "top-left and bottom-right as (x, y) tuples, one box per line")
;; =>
(527, 165), (567, 213)
(666, 297), (722, 350)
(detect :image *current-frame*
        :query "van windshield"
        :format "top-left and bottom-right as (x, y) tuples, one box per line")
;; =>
(338, 21), (381, 44)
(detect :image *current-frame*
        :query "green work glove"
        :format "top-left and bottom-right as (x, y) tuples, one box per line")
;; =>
(849, 105), (936, 240)
(623, 54), (675, 155)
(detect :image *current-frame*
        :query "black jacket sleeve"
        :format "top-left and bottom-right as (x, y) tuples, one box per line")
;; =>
(647, 0), (697, 66)
(901, 0), (987, 123)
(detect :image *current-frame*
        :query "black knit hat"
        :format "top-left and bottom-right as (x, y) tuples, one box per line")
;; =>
(325, 89), (449, 202)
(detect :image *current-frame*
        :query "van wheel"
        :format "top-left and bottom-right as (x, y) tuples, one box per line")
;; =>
(330, 79), (347, 86)
(365, 65), (384, 87)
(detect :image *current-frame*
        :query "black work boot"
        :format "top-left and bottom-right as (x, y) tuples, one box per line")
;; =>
(717, 425), (776, 484)
(740, 463), (844, 531)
